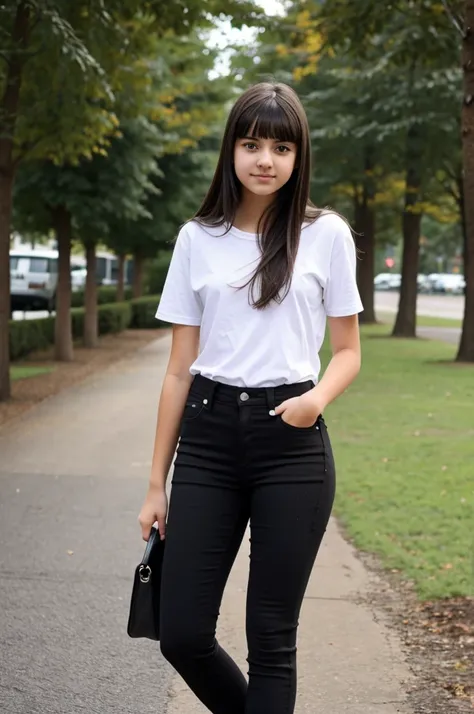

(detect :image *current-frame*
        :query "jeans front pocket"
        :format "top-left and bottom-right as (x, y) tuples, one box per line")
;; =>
(181, 398), (207, 422)
(277, 413), (319, 432)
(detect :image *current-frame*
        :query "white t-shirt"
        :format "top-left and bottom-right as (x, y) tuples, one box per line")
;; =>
(155, 213), (364, 388)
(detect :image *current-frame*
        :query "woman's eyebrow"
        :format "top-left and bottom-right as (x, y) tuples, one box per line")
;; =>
(242, 136), (294, 143)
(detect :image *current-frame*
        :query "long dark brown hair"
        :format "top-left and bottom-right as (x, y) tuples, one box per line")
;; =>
(193, 82), (326, 310)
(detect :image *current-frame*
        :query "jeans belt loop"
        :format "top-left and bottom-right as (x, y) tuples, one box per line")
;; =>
(206, 379), (218, 412)
(265, 387), (275, 411)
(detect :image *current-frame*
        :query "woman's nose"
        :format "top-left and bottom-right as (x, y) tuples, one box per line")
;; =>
(257, 151), (273, 168)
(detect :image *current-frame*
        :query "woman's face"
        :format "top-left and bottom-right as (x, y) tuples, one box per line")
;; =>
(233, 135), (297, 197)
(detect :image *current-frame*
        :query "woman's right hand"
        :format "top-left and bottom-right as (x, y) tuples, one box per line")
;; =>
(138, 486), (168, 541)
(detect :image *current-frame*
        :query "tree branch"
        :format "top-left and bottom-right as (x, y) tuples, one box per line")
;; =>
(441, 161), (460, 183)
(440, 0), (464, 37)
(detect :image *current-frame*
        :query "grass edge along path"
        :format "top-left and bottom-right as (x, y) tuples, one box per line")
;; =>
(378, 311), (462, 329)
(323, 324), (473, 601)
(10, 366), (54, 381)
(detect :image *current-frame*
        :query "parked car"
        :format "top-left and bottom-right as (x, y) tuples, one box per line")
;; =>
(426, 273), (465, 295)
(71, 266), (88, 292)
(374, 273), (401, 291)
(10, 248), (58, 312)
(417, 274), (430, 293)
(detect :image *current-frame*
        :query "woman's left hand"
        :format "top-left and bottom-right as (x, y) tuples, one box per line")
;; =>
(274, 392), (323, 428)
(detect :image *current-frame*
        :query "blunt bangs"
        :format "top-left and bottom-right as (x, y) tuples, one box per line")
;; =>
(235, 97), (301, 145)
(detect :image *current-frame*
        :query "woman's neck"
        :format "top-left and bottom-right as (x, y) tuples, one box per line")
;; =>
(233, 189), (275, 233)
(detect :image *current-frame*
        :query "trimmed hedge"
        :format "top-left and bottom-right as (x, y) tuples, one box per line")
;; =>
(10, 301), (139, 360)
(130, 295), (162, 329)
(9, 316), (55, 360)
(145, 253), (172, 295)
(71, 285), (133, 308)
(70, 301), (133, 337)
(10, 296), (164, 360)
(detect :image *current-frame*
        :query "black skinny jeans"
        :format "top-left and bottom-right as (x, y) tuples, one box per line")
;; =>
(159, 374), (336, 714)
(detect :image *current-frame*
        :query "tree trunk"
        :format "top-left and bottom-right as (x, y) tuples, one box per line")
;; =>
(84, 243), (98, 348)
(392, 126), (423, 338)
(0, 2), (31, 402)
(132, 253), (144, 298)
(458, 172), (468, 289)
(355, 148), (377, 323)
(0, 174), (13, 402)
(457, 3), (474, 361)
(356, 207), (376, 323)
(53, 206), (74, 361)
(117, 254), (125, 302)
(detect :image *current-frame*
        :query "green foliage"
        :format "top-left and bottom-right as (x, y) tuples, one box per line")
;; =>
(1, 1), (261, 164)
(12, 113), (164, 235)
(98, 302), (132, 334)
(1, 2), (117, 164)
(10, 366), (54, 381)
(70, 302), (131, 338)
(107, 144), (220, 260)
(145, 254), (173, 295)
(70, 286), (134, 308)
(12, 22), (229, 259)
(9, 317), (55, 360)
(233, 0), (463, 240)
(130, 295), (163, 328)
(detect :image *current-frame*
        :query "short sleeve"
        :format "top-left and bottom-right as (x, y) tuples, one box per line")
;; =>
(155, 225), (202, 326)
(323, 221), (364, 317)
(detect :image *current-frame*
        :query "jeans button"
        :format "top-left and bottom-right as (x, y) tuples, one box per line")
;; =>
(240, 392), (249, 401)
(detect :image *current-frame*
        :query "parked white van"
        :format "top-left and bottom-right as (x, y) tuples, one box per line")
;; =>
(10, 248), (58, 312)
(96, 251), (120, 286)
(69, 252), (121, 291)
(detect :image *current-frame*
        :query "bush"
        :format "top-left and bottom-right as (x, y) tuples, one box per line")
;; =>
(97, 301), (132, 334)
(130, 295), (162, 329)
(9, 301), (133, 360)
(71, 301), (133, 338)
(145, 253), (171, 295)
(71, 285), (133, 308)
(9, 316), (55, 360)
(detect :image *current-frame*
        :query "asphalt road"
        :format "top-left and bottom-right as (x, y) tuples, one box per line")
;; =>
(416, 326), (462, 345)
(374, 291), (464, 320)
(0, 339), (174, 714)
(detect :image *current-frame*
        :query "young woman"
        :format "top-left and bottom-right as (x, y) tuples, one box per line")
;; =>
(138, 82), (363, 714)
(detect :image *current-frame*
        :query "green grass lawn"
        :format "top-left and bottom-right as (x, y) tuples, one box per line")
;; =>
(10, 366), (54, 381)
(416, 315), (462, 329)
(323, 325), (473, 600)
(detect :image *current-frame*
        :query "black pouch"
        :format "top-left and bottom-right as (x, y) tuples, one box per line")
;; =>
(127, 526), (165, 640)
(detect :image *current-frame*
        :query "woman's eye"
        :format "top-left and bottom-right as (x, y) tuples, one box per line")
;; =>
(244, 142), (257, 150)
(276, 145), (290, 153)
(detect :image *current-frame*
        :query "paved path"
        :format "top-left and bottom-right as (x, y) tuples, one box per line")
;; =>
(417, 326), (461, 345)
(0, 333), (418, 714)
(0, 339), (174, 714)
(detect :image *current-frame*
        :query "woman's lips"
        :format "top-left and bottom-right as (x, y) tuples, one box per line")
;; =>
(252, 174), (275, 181)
